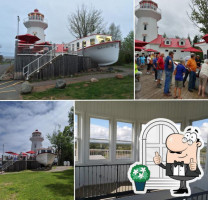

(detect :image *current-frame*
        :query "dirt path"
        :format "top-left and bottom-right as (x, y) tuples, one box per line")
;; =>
(47, 166), (72, 172)
(31, 66), (133, 92)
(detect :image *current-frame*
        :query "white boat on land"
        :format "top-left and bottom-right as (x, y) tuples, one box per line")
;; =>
(68, 34), (120, 66)
(36, 148), (56, 166)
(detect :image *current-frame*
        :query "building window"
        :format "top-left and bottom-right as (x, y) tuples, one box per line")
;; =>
(75, 114), (79, 162)
(89, 118), (110, 160)
(77, 42), (80, 50)
(180, 41), (185, 46)
(143, 36), (146, 42)
(165, 50), (169, 52)
(144, 24), (147, 30)
(165, 40), (170, 45)
(116, 122), (133, 159)
(173, 50), (176, 52)
(72, 44), (74, 52)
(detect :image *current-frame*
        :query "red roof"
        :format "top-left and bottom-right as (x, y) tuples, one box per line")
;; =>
(135, 40), (148, 47)
(202, 34), (208, 43)
(56, 44), (68, 53)
(149, 35), (191, 49)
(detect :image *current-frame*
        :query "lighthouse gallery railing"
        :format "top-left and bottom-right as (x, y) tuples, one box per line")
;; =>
(22, 46), (58, 80)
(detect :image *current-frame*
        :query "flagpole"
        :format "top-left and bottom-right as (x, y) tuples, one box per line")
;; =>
(17, 16), (20, 36)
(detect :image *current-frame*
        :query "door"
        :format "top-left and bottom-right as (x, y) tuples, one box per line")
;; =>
(140, 119), (180, 188)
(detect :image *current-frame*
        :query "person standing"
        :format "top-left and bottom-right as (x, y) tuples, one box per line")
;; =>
(153, 54), (159, 82)
(164, 51), (174, 96)
(140, 55), (145, 69)
(157, 53), (165, 88)
(187, 54), (197, 92)
(174, 60), (186, 99)
(198, 59), (208, 97)
(195, 55), (202, 69)
(183, 55), (191, 87)
(146, 54), (152, 74)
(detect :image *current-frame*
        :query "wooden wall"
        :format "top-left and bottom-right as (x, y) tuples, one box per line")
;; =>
(14, 54), (98, 80)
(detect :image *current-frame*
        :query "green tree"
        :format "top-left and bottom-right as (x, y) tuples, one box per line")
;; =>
(193, 35), (200, 45)
(188, 0), (208, 34)
(47, 107), (74, 166)
(163, 33), (167, 38)
(116, 31), (134, 65)
(175, 35), (180, 39)
(107, 23), (122, 41)
(67, 4), (105, 38)
(188, 34), (192, 46)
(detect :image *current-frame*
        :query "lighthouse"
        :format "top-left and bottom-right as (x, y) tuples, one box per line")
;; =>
(23, 9), (48, 43)
(135, 0), (161, 42)
(30, 129), (44, 152)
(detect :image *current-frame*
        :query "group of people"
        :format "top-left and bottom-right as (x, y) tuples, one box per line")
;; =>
(135, 52), (208, 99)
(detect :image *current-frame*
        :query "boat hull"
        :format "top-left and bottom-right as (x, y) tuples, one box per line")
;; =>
(36, 153), (56, 166)
(78, 41), (120, 66)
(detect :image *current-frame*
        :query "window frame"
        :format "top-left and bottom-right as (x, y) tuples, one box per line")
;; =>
(115, 120), (134, 161)
(75, 112), (81, 163)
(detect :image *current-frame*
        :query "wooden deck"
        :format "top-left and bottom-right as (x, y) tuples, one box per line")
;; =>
(136, 68), (208, 99)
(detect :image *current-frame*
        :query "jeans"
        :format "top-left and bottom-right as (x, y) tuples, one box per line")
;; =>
(188, 71), (196, 90)
(183, 69), (190, 86)
(164, 71), (172, 94)
(153, 67), (157, 80)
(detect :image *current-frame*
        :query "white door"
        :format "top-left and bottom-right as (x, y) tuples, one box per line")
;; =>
(140, 119), (180, 189)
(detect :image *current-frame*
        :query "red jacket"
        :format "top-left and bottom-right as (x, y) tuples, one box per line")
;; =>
(157, 56), (165, 70)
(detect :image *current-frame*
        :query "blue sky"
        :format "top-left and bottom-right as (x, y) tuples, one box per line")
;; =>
(0, 0), (133, 57)
(0, 101), (74, 157)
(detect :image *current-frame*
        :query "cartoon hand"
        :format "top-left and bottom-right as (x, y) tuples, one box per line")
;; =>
(153, 152), (161, 165)
(189, 158), (197, 171)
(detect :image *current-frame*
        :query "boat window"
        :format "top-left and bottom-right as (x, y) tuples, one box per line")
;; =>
(105, 37), (112, 42)
(90, 39), (95, 45)
(77, 42), (80, 50)
(97, 37), (105, 44)
(82, 41), (86, 48)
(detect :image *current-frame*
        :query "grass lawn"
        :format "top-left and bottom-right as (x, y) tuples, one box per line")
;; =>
(23, 75), (134, 100)
(0, 169), (74, 200)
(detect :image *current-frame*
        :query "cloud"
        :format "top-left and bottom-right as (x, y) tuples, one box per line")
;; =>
(199, 122), (208, 142)
(0, 101), (74, 156)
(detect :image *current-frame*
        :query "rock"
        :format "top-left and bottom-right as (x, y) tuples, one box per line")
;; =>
(91, 78), (99, 83)
(55, 79), (66, 89)
(115, 74), (124, 79)
(21, 81), (33, 94)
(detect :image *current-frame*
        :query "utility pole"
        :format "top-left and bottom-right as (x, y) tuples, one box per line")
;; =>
(2, 144), (4, 161)
(17, 16), (20, 36)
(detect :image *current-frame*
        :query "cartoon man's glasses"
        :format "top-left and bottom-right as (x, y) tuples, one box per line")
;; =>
(182, 132), (197, 145)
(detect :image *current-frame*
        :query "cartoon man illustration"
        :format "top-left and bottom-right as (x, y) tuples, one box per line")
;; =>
(153, 126), (203, 195)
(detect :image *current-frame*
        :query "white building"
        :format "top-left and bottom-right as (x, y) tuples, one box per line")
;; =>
(30, 129), (44, 152)
(146, 35), (191, 60)
(135, 0), (161, 42)
(75, 101), (208, 200)
(135, 0), (192, 60)
(195, 34), (208, 59)
(24, 9), (48, 43)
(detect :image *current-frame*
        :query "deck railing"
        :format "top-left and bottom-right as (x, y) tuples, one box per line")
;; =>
(75, 163), (134, 200)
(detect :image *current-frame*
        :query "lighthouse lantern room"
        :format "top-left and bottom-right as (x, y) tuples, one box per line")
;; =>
(135, 0), (161, 42)
(30, 129), (44, 152)
(23, 9), (48, 43)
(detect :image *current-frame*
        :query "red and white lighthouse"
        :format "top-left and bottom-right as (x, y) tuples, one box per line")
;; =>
(23, 9), (48, 43)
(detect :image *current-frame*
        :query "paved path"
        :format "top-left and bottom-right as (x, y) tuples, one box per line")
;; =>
(32, 67), (133, 92)
(0, 63), (10, 76)
(47, 166), (72, 172)
(0, 80), (23, 100)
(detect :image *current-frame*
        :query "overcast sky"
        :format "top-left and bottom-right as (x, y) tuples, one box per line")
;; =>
(0, 101), (73, 157)
(0, 0), (133, 57)
(135, 0), (201, 39)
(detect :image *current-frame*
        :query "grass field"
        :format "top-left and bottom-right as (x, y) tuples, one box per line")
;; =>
(23, 75), (134, 100)
(0, 169), (74, 200)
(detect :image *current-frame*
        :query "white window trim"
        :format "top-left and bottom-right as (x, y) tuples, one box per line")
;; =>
(115, 119), (135, 163)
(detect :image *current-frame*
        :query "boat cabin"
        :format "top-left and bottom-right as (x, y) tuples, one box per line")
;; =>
(68, 34), (113, 53)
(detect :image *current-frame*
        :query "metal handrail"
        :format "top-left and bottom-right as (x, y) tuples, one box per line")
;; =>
(23, 17), (48, 24)
(22, 47), (57, 80)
